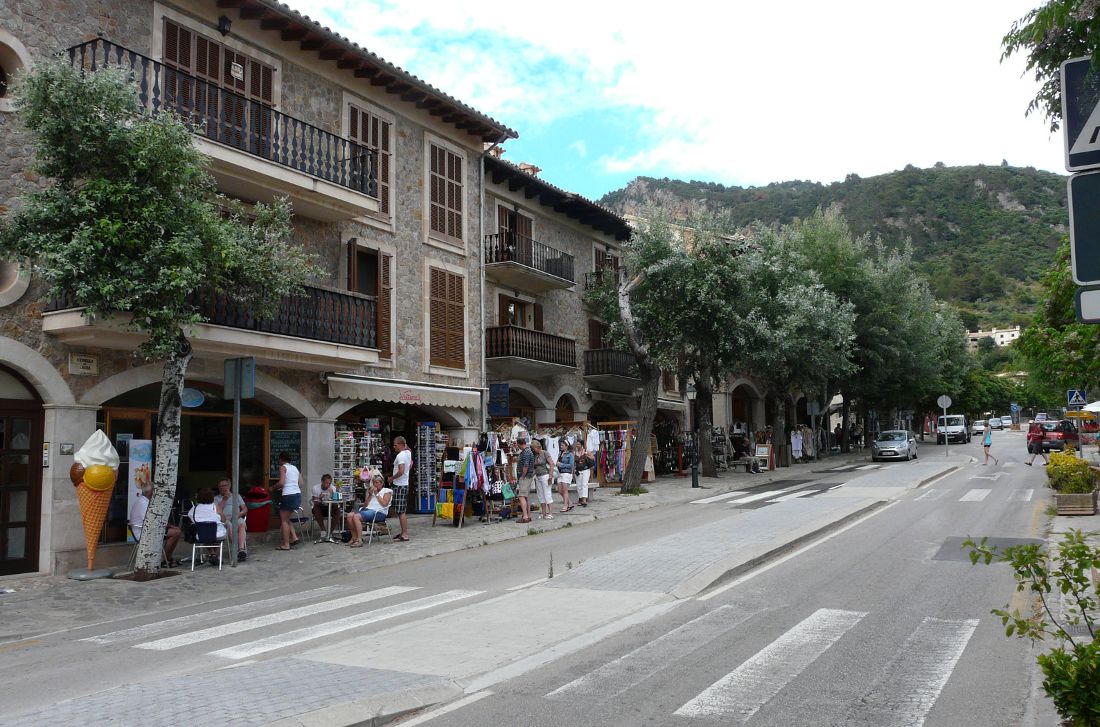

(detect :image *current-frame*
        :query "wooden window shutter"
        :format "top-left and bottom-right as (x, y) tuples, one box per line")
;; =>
(533, 303), (544, 332)
(378, 252), (392, 358)
(498, 206), (510, 234)
(429, 146), (444, 236)
(446, 273), (465, 367)
(346, 241), (359, 292)
(588, 319), (604, 350)
(516, 213), (532, 240)
(429, 268), (448, 366)
(498, 295), (510, 326)
(163, 20), (193, 69)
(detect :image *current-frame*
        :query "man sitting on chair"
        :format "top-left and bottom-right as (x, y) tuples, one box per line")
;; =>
(310, 473), (338, 538)
(345, 472), (391, 548)
(187, 488), (227, 540)
(215, 479), (248, 562)
(129, 482), (182, 567)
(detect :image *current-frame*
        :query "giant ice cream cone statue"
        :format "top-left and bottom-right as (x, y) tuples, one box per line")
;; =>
(70, 431), (120, 570)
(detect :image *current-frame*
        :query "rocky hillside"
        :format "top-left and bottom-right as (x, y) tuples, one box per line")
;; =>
(600, 164), (1068, 329)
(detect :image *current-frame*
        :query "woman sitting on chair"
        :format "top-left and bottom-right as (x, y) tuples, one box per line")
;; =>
(345, 473), (391, 548)
(187, 488), (227, 540)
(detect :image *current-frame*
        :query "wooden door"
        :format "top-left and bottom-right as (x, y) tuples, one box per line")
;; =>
(0, 402), (43, 575)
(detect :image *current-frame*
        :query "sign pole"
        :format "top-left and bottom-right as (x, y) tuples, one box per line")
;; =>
(230, 358), (241, 568)
(936, 394), (952, 458)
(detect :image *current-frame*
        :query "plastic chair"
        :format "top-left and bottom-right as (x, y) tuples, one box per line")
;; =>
(187, 520), (225, 571)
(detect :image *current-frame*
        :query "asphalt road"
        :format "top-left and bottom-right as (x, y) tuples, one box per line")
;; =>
(401, 429), (1050, 726)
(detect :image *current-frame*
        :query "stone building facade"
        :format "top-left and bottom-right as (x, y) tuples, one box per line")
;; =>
(0, 0), (515, 575)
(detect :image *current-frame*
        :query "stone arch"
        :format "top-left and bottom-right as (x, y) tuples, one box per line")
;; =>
(320, 398), (467, 428)
(80, 363), (318, 419)
(502, 379), (553, 410)
(548, 385), (583, 413)
(0, 338), (74, 404)
(728, 377), (764, 399)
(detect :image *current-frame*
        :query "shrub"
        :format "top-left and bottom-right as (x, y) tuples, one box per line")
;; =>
(1047, 452), (1097, 493)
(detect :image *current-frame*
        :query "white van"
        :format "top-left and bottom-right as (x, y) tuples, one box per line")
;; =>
(937, 415), (970, 444)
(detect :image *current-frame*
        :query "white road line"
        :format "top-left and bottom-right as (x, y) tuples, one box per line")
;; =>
(959, 489), (991, 502)
(393, 690), (493, 726)
(546, 605), (762, 701)
(729, 484), (809, 505)
(463, 600), (682, 694)
(1010, 489), (1035, 502)
(699, 501), (899, 602)
(83, 585), (352, 645)
(828, 466), (853, 471)
(506, 578), (548, 591)
(674, 608), (867, 721)
(828, 484), (844, 490)
(691, 491), (747, 504)
(842, 617), (978, 726)
(856, 464), (881, 470)
(914, 489), (942, 501)
(134, 586), (418, 651)
(768, 490), (816, 503)
(209, 590), (482, 660)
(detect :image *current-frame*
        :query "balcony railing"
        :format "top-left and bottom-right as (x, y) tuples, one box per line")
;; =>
(485, 326), (576, 367)
(46, 285), (377, 349)
(584, 349), (638, 379)
(67, 38), (377, 197)
(485, 233), (575, 284)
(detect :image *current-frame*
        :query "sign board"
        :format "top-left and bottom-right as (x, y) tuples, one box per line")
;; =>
(224, 357), (256, 399)
(1069, 389), (1088, 407)
(268, 430), (301, 479)
(67, 353), (98, 376)
(1075, 285), (1100, 322)
(488, 383), (510, 418)
(1068, 171), (1100, 285)
(1010, 403), (1020, 413)
(1062, 56), (1100, 171)
(936, 395), (952, 409)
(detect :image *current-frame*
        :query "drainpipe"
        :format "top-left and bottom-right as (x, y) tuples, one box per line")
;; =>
(479, 138), (505, 432)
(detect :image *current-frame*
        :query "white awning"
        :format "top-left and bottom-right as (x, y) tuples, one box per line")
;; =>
(327, 376), (481, 410)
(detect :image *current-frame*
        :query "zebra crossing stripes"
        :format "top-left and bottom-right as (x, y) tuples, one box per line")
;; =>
(690, 491), (747, 504)
(1009, 489), (1034, 502)
(914, 488), (944, 501)
(134, 585), (419, 651)
(841, 617), (978, 726)
(959, 489), (991, 502)
(673, 609), (867, 721)
(545, 605), (762, 701)
(728, 484), (811, 505)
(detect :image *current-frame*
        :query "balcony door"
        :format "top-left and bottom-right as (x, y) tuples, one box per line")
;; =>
(347, 244), (392, 358)
(498, 207), (533, 263)
(0, 368), (42, 576)
(499, 295), (542, 331)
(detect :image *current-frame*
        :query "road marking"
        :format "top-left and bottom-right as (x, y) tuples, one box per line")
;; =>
(959, 489), (991, 502)
(699, 501), (898, 602)
(83, 585), (352, 645)
(856, 464), (881, 470)
(691, 491), (747, 504)
(209, 590), (481, 660)
(841, 617), (978, 726)
(728, 484), (809, 505)
(506, 578), (548, 591)
(969, 471), (1004, 481)
(914, 489), (943, 501)
(545, 605), (762, 701)
(828, 484), (844, 490)
(134, 586), (417, 651)
(0, 638), (41, 652)
(463, 599), (682, 694)
(674, 608), (867, 721)
(395, 690), (493, 726)
(768, 490), (816, 503)
(1010, 489), (1035, 502)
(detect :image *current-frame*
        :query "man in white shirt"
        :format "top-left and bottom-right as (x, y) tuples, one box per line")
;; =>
(310, 473), (338, 538)
(129, 482), (182, 565)
(391, 436), (412, 542)
(214, 479), (248, 561)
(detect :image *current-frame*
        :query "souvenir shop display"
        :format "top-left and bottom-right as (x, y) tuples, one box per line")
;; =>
(334, 425), (385, 501)
(711, 426), (730, 472)
(414, 422), (447, 513)
(596, 421), (653, 486)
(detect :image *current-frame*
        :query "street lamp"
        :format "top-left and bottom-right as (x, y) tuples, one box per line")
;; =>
(686, 383), (700, 488)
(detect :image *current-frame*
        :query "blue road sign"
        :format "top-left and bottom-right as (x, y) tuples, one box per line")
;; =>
(1068, 389), (1088, 407)
(1010, 403), (1020, 413)
(1062, 57), (1100, 171)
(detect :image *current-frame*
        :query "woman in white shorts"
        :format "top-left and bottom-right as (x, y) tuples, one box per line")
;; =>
(556, 440), (574, 513)
(573, 442), (593, 507)
(531, 440), (555, 519)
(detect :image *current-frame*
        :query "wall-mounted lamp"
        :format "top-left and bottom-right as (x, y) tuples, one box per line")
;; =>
(217, 15), (232, 37)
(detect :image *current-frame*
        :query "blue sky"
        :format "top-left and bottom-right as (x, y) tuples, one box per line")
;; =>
(288, 0), (1065, 202)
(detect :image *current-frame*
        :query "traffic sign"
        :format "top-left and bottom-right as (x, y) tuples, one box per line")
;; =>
(1010, 403), (1020, 413)
(936, 395), (952, 409)
(1075, 285), (1100, 322)
(1068, 389), (1088, 407)
(1061, 56), (1100, 171)
(1068, 171), (1100, 285)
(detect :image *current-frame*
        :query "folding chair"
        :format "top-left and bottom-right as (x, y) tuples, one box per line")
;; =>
(186, 520), (225, 571)
(289, 506), (313, 542)
(362, 514), (389, 546)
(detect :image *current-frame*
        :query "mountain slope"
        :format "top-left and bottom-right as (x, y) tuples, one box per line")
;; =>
(600, 164), (1068, 328)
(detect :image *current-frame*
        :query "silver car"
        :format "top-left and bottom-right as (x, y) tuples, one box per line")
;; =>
(872, 430), (918, 462)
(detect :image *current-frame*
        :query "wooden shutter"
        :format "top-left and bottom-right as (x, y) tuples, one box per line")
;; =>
(429, 268), (448, 366)
(588, 319), (605, 349)
(447, 152), (463, 239)
(429, 144), (463, 241)
(378, 252), (392, 358)
(429, 146), (444, 236)
(349, 105), (392, 212)
(346, 241), (359, 291)
(498, 295), (510, 326)
(446, 273), (464, 367)
(516, 213), (532, 240)
(533, 303), (544, 332)
(163, 20), (193, 69)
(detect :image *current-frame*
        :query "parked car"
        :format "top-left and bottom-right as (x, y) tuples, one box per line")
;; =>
(1000, 415), (1013, 428)
(987, 417), (1003, 430)
(936, 415), (970, 444)
(1035, 412), (1049, 422)
(872, 430), (918, 462)
(971, 420), (987, 436)
(1027, 420), (1080, 452)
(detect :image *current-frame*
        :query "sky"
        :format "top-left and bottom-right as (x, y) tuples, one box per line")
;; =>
(285, 0), (1066, 201)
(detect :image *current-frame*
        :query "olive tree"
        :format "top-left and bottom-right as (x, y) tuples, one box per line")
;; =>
(0, 61), (318, 579)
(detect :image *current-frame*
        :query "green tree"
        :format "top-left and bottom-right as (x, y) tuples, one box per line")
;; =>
(1003, 0), (1100, 132)
(0, 62), (318, 579)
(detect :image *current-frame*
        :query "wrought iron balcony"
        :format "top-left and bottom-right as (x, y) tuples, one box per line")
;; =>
(66, 38), (377, 201)
(484, 233), (575, 292)
(46, 285), (376, 349)
(584, 349), (638, 379)
(485, 326), (576, 372)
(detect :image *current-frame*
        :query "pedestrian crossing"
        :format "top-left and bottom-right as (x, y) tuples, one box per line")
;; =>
(542, 606), (980, 725)
(689, 480), (832, 508)
(915, 487), (1036, 503)
(81, 584), (483, 661)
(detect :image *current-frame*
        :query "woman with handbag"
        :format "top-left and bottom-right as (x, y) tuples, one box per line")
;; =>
(573, 442), (593, 507)
(531, 439), (555, 520)
(556, 440), (575, 512)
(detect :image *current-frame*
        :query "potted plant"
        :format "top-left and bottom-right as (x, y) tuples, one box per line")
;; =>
(1046, 451), (1098, 516)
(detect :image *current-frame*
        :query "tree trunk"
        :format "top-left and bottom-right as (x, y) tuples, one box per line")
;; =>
(623, 361), (660, 494)
(133, 335), (192, 581)
(696, 369), (717, 477)
(841, 391), (851, 454)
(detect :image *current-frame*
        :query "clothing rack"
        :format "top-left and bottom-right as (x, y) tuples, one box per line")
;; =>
(595, 420), (648, 486)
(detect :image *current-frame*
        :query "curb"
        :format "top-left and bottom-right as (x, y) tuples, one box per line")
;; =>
(264, 682), (463, 727)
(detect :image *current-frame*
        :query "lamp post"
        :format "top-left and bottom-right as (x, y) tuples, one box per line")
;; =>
(687, 383), (700, 488)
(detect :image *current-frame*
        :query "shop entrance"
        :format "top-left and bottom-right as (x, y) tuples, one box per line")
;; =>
(0, 366), (43, 575)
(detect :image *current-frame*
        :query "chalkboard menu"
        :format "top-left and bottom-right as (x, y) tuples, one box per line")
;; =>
(269, 429), (302, 478)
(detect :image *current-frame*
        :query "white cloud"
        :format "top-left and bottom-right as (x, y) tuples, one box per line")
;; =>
(570, 140), (588, 158)
(285, 0), (1065, 191)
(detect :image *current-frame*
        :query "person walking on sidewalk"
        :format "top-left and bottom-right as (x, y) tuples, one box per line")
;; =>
(531, 439), (555, 519)
(391, 436), (412, 542)
(556, 440), (575, 512)
(274, 452), (301, 550)
(514, 438), (534, 523)
(981, 422), (999, 466)
(1024, 423), (1049, 466)
(573, 442), (593, 506)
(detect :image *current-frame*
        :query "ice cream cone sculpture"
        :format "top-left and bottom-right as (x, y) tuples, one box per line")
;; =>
(71, 431), (120, 570)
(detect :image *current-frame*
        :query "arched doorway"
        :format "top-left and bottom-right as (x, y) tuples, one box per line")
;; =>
(0, 365), (43, 575)
(587, 400), (624, 424)
(555, 395), (576, 423)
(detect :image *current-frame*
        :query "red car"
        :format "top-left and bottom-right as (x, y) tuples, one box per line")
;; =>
(1027, 420), (1080, 452)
